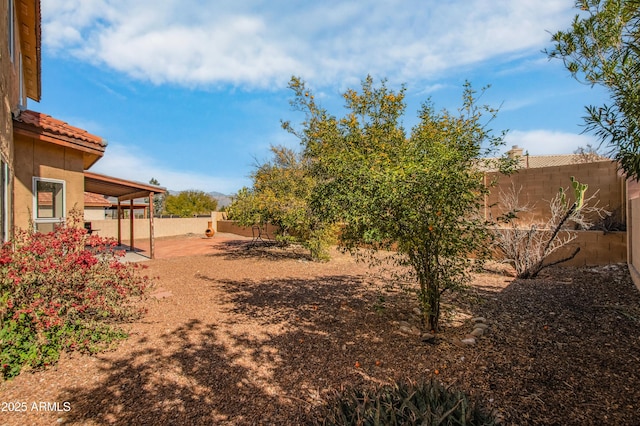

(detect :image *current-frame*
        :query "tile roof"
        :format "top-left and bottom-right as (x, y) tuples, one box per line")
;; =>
(515, 154), (611, 169)
(482, 150), (612, 172)
(84, 192), (112, 207)
(14, 110), (106, 149)
(36, 192), (112, 208)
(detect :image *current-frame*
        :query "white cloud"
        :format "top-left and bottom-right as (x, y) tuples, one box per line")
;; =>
(504, 129), (600, 156)
(89, 143), (249, 194)
(41, 0), (574, 89)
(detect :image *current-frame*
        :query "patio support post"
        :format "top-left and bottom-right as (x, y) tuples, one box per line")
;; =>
(149, 192), (155, 259)
(129, 199), (134, 252)
(117, 200), (122, 246)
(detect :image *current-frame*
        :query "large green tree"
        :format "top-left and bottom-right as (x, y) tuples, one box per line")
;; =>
(228, 145), (335, 260)
(283, 76), (508, 331)
(164, 190), (218, 217)
(548, 0), (640, 179)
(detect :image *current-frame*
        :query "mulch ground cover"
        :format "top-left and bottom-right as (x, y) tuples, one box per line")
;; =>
(0, 242), (638, 425)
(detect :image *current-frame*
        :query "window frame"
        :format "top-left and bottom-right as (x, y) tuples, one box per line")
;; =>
(0, 160), (8, 242)
(32, 177), (66, 228)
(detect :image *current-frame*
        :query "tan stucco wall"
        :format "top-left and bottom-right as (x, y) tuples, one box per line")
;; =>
(84, 207), (108, 221)
(2, 0), (23, 149)
(486, 161), (625, 226)
(542, 230), (627, 266)
(13, 134), (85, 230)
(628, 197), (640, 291)
(89, 216), (216, 240)
(216, 220), (280, 238)
(1, 0), (12, 161)
(1, 0), (22, 238)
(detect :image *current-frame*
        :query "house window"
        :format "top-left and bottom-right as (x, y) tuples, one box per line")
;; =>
(0, 161), (8, 241)
(8, 0), (15, 63)
(33, 178), (66, 233)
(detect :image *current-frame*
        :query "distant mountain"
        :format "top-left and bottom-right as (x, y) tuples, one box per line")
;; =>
(208, 192), (233, 208)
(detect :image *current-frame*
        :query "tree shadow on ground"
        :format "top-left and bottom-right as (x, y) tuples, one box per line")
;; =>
(54, 264), (640, 425)
(206, 274), (475, 408)
(59, 319), (311, 425)
(57, 274), (456, 425)
(460, 265), (640, 425)
(208, 239), (313, 261)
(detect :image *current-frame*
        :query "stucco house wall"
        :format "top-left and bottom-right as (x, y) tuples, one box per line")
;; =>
(13, 134), (85, 230)
(1, 0), (25, 240)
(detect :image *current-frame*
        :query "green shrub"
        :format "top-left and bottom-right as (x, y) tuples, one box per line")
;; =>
(319, 380), (496, 426)
(0, 211), (152, 379)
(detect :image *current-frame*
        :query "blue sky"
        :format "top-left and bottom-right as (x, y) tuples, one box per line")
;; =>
(32, 0), (609, 194)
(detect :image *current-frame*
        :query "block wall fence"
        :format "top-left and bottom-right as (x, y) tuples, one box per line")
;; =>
(86, 162), (633, 269)
(485, 160), (631, 278)
(90, 215), (220, 240)
(627, 196), (640, 291)
(485, 161), (626, 225)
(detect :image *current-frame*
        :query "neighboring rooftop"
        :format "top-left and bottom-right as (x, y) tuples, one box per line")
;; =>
(84, 192), (112, 208)
(504, 145), (612, 169)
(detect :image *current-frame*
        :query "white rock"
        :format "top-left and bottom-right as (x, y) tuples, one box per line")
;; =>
(461, 337), (476, 345)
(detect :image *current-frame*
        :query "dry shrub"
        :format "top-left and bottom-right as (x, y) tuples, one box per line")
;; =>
(492, 179), (609, 278)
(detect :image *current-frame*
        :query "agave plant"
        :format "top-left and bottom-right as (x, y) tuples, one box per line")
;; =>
(319, 379), (496, 426)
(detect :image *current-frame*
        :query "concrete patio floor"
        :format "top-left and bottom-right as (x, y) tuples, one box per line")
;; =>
(116, 232), (254, 262)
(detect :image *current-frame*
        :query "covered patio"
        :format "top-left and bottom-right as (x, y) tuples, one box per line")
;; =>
(84, 171), (166, 259)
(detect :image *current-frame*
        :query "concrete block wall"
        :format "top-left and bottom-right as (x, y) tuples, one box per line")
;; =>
(90, 217), (216, 240)
(216, 220), (279, 238)
(543, 230), (626, 266)
(486, 161), (624, 226)
(87, 215), (625, 266)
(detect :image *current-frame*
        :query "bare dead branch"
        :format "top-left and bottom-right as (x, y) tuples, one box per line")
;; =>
(492, 182), (609, 279)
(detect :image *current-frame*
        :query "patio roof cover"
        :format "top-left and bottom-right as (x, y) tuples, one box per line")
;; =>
(84, 171), (166, 201)
(84, 171), (166, 259)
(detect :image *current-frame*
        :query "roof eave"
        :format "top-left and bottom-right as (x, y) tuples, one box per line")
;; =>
(13, 122), (106, 157)
(17, 0), (42, 102)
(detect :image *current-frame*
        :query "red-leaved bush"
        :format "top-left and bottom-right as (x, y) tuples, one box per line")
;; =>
(0, 210), (153, 379)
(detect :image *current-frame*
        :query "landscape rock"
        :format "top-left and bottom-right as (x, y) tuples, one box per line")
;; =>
(470, 328), (484, 337)
(461, 337), (476, 345)
(421, 333), (436, 343)
(471, 317), (486, 323)
(399, 325), (414, 335)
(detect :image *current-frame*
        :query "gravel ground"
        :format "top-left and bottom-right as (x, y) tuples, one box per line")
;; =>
(1, 238), (639, 425)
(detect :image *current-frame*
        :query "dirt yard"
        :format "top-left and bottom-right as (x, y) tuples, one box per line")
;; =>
(1, 237), (639, 425)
